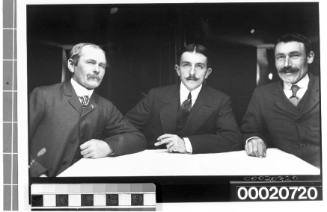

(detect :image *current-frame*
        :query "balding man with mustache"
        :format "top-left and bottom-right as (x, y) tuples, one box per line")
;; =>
(126, 43), (241, 154)
(29, 43), (146, 177)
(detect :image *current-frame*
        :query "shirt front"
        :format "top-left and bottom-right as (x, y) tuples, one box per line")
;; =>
(179, 82), (202, 107)
(71, 78), (94, 101)
(283, 73), (309, 100)
(179, 82), (203, 153)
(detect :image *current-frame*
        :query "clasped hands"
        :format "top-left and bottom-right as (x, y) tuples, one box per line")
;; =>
(245, 136), (267, 158)
(154, 134), (187, 153)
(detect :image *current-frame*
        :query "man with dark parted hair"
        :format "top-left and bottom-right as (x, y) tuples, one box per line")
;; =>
(241, 33), (321, 167)
(29, 43), (146, 177)
(126, 43), (242, 154)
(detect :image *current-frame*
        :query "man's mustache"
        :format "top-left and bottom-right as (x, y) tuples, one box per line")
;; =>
(279, 67), (299, 74)
(186, 75), (199, 81)
(87, 74), (101, 81)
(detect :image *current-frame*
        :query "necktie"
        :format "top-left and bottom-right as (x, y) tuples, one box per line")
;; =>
(79, 95), (89, 106)
(289, 84), (300, 106)
(181, 92), (192, 112)
(176, 92), (192, 132)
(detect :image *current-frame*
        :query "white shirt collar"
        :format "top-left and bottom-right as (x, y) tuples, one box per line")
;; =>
(283, 74), (309, 99)
(70, 78), (94, 98)
(180, 82), (202, 107)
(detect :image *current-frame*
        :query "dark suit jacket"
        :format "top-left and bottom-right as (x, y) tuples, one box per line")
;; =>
(241, 74), (321, 167)
(125, 84), (242, 153)
(29, 81), (146, 177)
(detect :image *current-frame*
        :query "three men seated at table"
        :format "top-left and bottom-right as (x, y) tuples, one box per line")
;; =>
(29, 33), (320, 177)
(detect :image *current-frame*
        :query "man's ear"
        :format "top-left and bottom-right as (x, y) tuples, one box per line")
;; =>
(175, 64), (181, 76)
(205, 67), (212, 79)
(67, 59), (75, 73)
(307, 50), (315, 64)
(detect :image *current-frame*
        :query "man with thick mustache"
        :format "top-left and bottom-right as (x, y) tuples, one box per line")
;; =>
(29, 43), (146, 177)
(241, 33), (321, 167)
(126, 44), (241, 154)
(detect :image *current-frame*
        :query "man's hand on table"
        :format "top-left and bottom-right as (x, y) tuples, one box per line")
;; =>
(80, 139), (113, 158)
(245, 136), (267, 158)
(155, 134), (187, 153)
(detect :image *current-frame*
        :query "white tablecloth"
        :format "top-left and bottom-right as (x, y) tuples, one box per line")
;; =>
(58, 148), (320, 177)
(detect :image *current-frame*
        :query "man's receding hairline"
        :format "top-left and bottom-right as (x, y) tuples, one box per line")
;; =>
(80, 44), (104, 53)
(76, 46), (106, 62)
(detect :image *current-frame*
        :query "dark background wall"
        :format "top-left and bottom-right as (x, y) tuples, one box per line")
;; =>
(27, 3), (319, 123)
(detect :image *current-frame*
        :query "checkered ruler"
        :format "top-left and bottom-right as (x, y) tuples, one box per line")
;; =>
(31, 183), (156, 211)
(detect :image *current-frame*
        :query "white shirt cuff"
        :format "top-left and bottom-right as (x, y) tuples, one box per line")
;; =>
(183, 137), (193, 153)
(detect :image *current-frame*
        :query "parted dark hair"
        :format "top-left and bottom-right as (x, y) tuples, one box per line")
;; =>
(177, 43), (210, 66)
(69, 43), (105, 65)
(275, 33), (313, 55)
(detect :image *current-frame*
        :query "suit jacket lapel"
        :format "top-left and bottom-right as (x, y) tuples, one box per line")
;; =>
(63, 81), (96, 117)
(300, 75), (320, 115)
(273, 81), (299, 117)
(63, 81), (82, 113)
(160, 85), (179, 133)
(273, 75), (320, 118)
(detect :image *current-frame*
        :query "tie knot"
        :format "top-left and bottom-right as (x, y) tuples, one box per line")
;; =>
(291, 84), (300, 97)
(187, 92), (192, 101)
(79, 95), (89, 106)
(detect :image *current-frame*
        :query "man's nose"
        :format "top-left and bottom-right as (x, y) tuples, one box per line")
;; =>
(93, 65), (100, 74)
(189, 65), (196, 75)
(284, 56), (291, 67)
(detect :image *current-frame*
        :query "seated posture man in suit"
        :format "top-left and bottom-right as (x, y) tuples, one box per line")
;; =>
(126, 44), (241, 154)
(29, 43), (146, 177)
(241, 33), (320, 167)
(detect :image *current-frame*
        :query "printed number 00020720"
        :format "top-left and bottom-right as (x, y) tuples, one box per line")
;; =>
(237, 186), (319, 201)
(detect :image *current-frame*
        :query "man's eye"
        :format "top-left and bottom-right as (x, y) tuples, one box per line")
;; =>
(275, 55), (285, 60)
(99, 64), (106, 69)
(196, 64), (205, 69)
(86, 60), (96, 64)
(290, 54), (301, 58)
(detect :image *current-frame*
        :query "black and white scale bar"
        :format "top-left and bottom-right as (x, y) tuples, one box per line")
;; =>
(31, 184), (156, 211)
